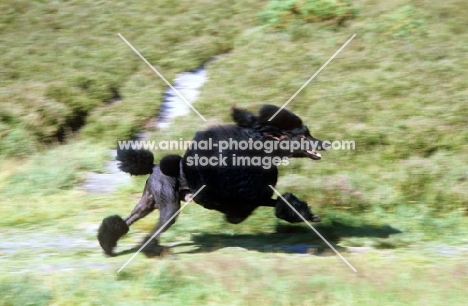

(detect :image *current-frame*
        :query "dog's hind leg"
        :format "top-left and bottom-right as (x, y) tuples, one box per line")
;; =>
(139, 167), (181, 257)
(98, 165), (182, 257)
(140, 201), (180, 257)
(124, 180), (156, 227)
(140, 192), (181, 257)
(97, 180), (156, 256)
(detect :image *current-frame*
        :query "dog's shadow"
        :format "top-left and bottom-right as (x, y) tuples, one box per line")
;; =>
(112, 221), (402, 256)
(182, 221), (402, 254)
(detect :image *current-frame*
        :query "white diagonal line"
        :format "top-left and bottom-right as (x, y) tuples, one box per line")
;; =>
(118, 185), (206, 273)
(269, 185), (357, 273)
(118, 33), (207, 122)
(269, 34), (356, 121)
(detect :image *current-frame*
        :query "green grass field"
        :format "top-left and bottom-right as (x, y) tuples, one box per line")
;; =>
(1, 0), (467, 305)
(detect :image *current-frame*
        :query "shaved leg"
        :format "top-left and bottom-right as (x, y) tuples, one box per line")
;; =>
(140, 167), (181, 257)
(141, 195), (181, 257)
(124, 181), (157, 227)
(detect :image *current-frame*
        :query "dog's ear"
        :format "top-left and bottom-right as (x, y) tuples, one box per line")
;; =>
(231, 107), (257, 128)
(258, 104), (303, 130)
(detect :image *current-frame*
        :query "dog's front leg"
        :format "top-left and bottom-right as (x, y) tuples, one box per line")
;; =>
(273, 193), (321, 223)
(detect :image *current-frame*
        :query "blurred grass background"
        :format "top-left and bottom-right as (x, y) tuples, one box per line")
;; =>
(0, 0), (467, 305)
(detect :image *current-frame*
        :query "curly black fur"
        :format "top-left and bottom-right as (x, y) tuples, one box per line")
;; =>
(231, 104), (303, 131)
(257, 104), (303, 130)
(275, 193), (321, 223)
(160, 154), (182, 177)
(97, 215), (129, 256)
(182, 105), (323, 220)
(231, 107), (257, 128)
(116, 147), (154, 175)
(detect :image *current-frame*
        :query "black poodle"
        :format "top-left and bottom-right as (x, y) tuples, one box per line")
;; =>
(98, 104), (325, 256)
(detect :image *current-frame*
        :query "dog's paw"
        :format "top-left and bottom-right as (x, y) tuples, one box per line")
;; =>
(275, 193), (319, 223)
(140, 238), (170, 258)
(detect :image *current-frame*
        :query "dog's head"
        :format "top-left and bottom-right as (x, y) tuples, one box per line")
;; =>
(232, 105), (325, 160)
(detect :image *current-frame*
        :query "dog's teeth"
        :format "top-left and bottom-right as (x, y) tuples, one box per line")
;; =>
(315, 152), (321, 157)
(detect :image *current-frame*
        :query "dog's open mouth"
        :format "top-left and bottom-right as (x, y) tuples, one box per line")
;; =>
(306, 150), (322, 160)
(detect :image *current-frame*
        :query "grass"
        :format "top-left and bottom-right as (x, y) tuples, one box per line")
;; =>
(1, 0), (468, 304)
(0, 276), (52, 306)
(0, 238), (467, 305)
(258, 0), (358, 29)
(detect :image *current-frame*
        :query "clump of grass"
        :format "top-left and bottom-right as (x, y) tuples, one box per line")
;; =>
(45, 83), (101, 117)
(69, 74), (122, 103)
(399, 158), (433, 202)
(258, 0), (357, 29)
(44, 83), (102, 137)
(0, 125), (39, 158)
(382, 5), (425, 37)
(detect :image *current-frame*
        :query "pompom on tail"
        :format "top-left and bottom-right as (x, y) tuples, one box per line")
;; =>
(116, 147), (154, 175)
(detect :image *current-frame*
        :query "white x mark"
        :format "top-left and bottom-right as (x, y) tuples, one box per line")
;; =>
(118, 33), (207, 122)
(269, 34), (356, 121)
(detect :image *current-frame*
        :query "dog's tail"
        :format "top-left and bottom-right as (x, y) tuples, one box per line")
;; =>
(116, 147), (183, 177)
(116, 147), (155, 175)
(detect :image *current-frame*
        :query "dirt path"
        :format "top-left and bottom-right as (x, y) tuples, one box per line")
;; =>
(0, 225), (114, 273)
(2, 221), (467, 273)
